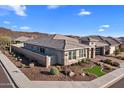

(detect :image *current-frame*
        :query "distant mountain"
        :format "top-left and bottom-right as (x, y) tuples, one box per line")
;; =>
(0, 27), (50, 39)
(118, 37), (124, 43)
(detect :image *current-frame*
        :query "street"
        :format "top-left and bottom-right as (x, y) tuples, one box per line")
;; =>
(0, 63), (13, 88)
(109, 78), (124, 88)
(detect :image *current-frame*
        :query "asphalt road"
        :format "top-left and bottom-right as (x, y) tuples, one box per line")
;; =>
(0, 63), (13, 88)
(109, 78), (124, 88)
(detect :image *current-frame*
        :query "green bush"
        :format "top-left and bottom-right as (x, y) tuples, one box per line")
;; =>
(116, 56), (124, 60)
(120, 48), (124, 52)
(114, 49), (120, 55)
(81, 58), (91, 63)
(102, 59), (120, 67)
(50, 67), (60, 75)
(112, 62), (120, 67)
(103, 59), (112, 64)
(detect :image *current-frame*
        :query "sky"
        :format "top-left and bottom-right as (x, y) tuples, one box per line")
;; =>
(0, 5), (124, 37)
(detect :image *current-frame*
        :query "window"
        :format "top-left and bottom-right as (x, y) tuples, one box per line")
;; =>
(73, 51), (76, 59)
(79, 49), (86, 58)
(79, 49), (83, 57)
(68, 50), (76, 60)
(84, 49), (86, 57)
(40, 48), (45, 54)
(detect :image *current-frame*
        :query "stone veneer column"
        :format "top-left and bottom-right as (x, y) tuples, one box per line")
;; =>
(102, 46), (106, 55)
(88, 48), (91, 59)
(92, 48), (96, 58)
(64, 51), (68, 66)
(46, 56), (51, 68)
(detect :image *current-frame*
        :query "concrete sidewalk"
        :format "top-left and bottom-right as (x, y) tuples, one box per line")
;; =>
(0, 51), (124, 88)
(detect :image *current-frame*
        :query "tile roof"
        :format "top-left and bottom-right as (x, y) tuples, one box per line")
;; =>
(51, 34), (79, 43)
(25, 38), (89, 51)
(81, 35), (120, 46)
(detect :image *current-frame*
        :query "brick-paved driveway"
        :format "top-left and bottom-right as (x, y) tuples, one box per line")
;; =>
(0, 63), (13, 88)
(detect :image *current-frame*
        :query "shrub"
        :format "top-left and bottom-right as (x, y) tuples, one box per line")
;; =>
(120, 48), (124, 52)
(50, 67), (60, 75)
(114, 48), (120, 55)
(121, 57), (124, 60)
(94, 62), (101, 66)
(29, 63), (35, 68)
(112, 62), (120, 67)
(81, 58), (90, 63)
(21, 64), (26, 68)
(103, 65), (112, 71)
(116, 56), (122, 59)
(103, 59), (112, 64)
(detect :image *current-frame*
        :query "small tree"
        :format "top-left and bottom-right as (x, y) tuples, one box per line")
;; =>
(0, 36), (11, 52)
(114, 48), (120, 56)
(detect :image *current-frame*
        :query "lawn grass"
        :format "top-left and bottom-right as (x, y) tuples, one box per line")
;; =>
(82, 65), (106, 77)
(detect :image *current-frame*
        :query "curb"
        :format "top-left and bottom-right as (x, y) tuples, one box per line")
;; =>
(101, 74), (124, 88)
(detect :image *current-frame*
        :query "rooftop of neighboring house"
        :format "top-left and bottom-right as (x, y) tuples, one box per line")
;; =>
(81, 35), (121, 46)
(50, 34), (79, 43)
(24, 38), (90, 51)
(80, 37), (99, 42)
(14, 36), (34, 42)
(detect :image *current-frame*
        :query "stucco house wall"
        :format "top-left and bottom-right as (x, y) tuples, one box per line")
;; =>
(24, 43), (64, 65)
(109, 45), (119, 55)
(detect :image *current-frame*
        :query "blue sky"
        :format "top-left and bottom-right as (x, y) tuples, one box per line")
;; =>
(0, 5), (124, 37)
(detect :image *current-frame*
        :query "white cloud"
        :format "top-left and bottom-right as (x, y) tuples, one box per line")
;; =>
(0, 5), (27, 16)
(78, 9), (91, 16)
(3, 21), (10, 24)
(98, 24), (110, 32)
(20, 26), (30, 30)
(98, 28), (105, 32)
(12, 25), (17, 28)
(100, 24), (110, 28)
(47, 5), (60, 9)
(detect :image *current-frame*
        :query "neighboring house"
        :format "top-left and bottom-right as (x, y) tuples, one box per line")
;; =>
(80, 36), (121, 55)
(80, 37), (108, 55)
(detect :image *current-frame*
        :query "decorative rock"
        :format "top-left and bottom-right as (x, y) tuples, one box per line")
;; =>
(19, 58), (22, 62)
(81, 73), (86, 77)
(69, 71), (75, 77)
(29, 63), (35, 68)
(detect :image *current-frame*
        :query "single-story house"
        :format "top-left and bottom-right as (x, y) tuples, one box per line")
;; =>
(12, 35), (96, 67)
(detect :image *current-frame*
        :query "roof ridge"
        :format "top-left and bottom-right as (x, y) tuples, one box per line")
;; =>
(108, 37), (121, 44)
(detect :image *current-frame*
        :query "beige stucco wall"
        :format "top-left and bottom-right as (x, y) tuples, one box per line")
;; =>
(109, 46), (116, 54)
(12, 46), (49, 66)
